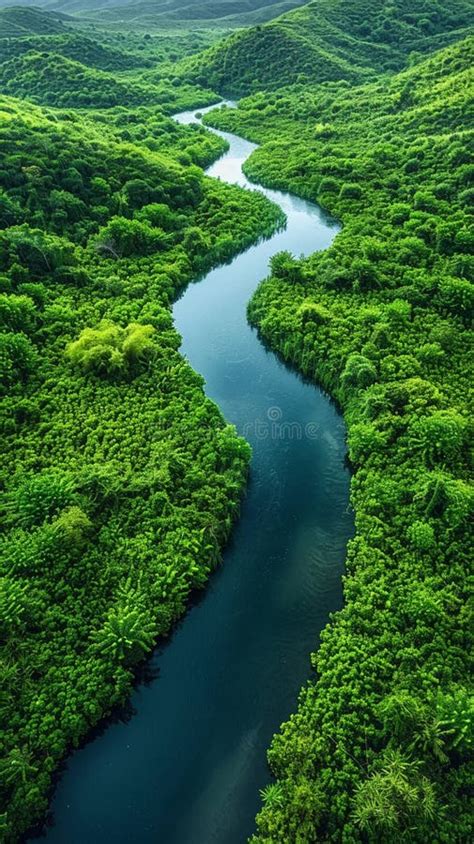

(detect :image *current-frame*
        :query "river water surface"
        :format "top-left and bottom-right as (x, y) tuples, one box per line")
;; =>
(30, 104), (353, 844)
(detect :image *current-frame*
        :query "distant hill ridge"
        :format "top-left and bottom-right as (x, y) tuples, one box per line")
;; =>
(180, 0), (474, 94)
(0, 5), (73, 36)
(0, 0), (309, 27)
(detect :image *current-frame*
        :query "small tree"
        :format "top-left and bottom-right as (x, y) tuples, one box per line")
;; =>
(270, 251), (304, 283)
(297, 301), (330, 325)
(0, 746), (37, 788)
(410, 410), (466, 465)
(53, 506), (92, 550)
(66, 320), (157, 378)
(6, 471), (77, 529)
(339, 182), (362, 200)
(94, 604), (156, 665)
(94, 217), (166, 259)
(341, 353), (377, 392)
(407, 520), (435, 552)
(352, 750), (437, 838)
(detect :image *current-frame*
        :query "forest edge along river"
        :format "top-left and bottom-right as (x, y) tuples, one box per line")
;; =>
(28, 103), (354, 843)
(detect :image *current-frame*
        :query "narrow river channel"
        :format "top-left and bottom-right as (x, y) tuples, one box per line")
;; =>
(29, 103), (353, 844)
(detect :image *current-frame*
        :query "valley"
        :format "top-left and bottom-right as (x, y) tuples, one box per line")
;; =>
(0, 2), (472, 842)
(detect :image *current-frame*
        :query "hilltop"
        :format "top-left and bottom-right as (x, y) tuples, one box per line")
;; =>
(0, 4), (72, 35)
(181, 0), (474, 94)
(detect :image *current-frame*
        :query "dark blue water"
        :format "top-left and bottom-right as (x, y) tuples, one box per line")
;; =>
(30, 105), (353, 844)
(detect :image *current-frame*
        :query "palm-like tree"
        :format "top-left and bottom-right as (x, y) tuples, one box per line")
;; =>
(260, 782), (285, 810)
(95, 606), (156, 664)
(352, 750), (436, 837)
(0, 746), (37, 787)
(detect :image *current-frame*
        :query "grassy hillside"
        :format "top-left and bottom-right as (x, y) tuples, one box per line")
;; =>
(0, 11), (228, 109)
(182, 0), (474, 94)
(205, 36), (474, 842)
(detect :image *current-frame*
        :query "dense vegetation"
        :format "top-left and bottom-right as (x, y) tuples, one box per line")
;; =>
(205, 34), (473, 843)
(182, 0), (474, 95)
(0, 32), (154, 69)
(0, 57), (285, 841)
(1, 1), (473, 842)
(0, 10), (226, 111)
(0, 48), (223, 109)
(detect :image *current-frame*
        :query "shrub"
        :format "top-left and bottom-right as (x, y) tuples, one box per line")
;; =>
(340, 182), (362, 200)
(407, 520), (435, 551)
(297, 301), (330, 325)
(341, 353), (377, 391)
(66, 320), (157, 377)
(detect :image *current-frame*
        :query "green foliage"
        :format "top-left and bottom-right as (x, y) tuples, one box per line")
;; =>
(409, 409), (466, 465)
(269, 250), (303, 283)
(0, 7), (67, 38)
(7, 1), (309, 29)
(5, 471), (78, 529)
(0, 330), (37, 393)
(209, 31), (473, 844)
(182, 0), (474, 95)
(93, 604), (156, 665)
(352, 751), (437, 838)
(297, 300), (331, 325)
(436, 688), (473, 754)
(407, 520), (435, 551)
(0, 51), (285, 839)
(66, 321), (158, 377)
(0, 225), (76, 276)
(94, 218), (167, 259)
(0, 29), (220, 113)
(341, 353), (378, 391)
(0, 34), (153, 72)
(0, 576), (28, 637)
(0, 51), (157, 109)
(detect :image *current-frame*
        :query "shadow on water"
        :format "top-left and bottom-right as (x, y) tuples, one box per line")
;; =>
(27, 102), (354, 844)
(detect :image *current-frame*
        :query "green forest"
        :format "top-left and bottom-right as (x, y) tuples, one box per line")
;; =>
(206, 29), (473, 842)
(0, 0), (473, 842)
(0, 14), (287, 840)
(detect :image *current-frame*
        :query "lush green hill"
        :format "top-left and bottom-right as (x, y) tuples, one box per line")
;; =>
(182, 0), (474, 94)
(0, 4), (71, 36)
(206, 36), (474, 842)
(0, 13), (228, 109)
(0, 49), (157, 105)
(0, 32), (153, 69)
(0, 48), (221, 108)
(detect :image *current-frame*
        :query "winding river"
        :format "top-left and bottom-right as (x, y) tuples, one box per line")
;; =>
(30, 104), (353, 843)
